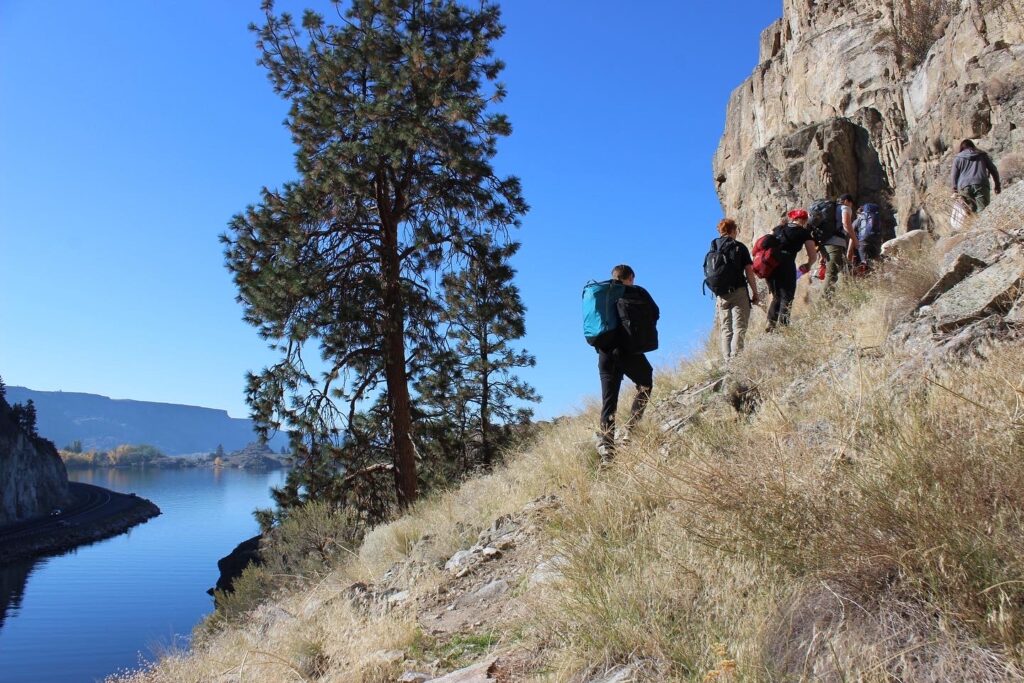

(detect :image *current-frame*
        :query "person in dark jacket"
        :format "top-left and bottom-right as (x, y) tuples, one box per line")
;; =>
(766, 210), (817, 331)
(596, 264), (658, 461)
(952, 140), (1002, 213)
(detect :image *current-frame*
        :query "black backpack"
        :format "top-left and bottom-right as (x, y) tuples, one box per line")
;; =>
(808, 198), (844, 245)
(617, 286), (659, 353)
(703, 237), (745, 296)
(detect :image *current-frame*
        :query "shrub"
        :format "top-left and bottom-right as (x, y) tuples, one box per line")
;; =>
(887, 0), (956, 68)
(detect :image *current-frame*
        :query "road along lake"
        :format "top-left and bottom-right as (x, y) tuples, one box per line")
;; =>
(0, 467), (285, 683)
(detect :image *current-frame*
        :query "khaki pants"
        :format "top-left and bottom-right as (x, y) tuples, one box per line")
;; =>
(960, 183), (991, 213)
(717, 287), (751, 360)
(823, 244), (847, 298)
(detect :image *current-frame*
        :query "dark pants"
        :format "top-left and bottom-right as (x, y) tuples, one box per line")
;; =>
(598, 350), (653, 437)
(858, 238), (881, 265)
(767, 262), (798, 328)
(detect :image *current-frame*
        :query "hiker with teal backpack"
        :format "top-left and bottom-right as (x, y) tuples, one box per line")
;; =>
(703, 218), (760, 361)
(581, 264), (660, 461)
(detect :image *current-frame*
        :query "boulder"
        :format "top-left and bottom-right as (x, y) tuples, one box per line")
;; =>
(881, 230), (930, 259)
(917, 253), (988, 309)
(930, 246), (1024, 332)
(210, 534), (262, 596)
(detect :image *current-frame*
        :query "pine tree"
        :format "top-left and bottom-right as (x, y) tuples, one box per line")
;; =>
(20, 399), (38, 437)
(0, 375), (6, 400)
(225, 0), (525, 509)
(435, 235), (538, 466)
(215, 444), (225, 459)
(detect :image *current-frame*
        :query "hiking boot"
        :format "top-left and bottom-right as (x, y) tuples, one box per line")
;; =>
(594, 430), (615, 462)
(615, 427), (631, 446)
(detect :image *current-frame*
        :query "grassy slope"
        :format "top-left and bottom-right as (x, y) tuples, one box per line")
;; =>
(113, 205), (1024, 682)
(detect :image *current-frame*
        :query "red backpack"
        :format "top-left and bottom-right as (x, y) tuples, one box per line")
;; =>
(751, 231), (781, 279)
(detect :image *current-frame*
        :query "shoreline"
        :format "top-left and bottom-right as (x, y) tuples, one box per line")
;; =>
(0, 483), (161, 565)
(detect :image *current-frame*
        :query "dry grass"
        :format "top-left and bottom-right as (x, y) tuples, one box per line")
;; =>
(112, 219), (1024, 682)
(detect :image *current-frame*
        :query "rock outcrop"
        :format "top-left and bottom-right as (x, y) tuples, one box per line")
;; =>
(714, 0), (1023, 242)
(0, 396), (69, 525)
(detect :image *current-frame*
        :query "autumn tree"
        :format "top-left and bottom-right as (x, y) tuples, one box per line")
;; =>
(225, 0), (525, 510)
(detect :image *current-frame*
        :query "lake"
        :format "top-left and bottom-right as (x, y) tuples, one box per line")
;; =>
(0, 467), (285, 683)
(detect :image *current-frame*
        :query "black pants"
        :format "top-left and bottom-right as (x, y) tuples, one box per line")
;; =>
(767, 261), (797, 328)
(598, 350), (653, 435)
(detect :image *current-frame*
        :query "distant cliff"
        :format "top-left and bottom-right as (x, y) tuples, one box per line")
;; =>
(6, 387), (288, 456)
(714, 0), (1023, 241)
(0, 396), (69, 525)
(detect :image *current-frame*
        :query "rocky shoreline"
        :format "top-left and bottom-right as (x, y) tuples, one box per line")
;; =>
(0, 489), (161, 565)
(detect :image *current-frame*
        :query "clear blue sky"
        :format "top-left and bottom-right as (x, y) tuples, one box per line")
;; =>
(0, 1), (781, 420)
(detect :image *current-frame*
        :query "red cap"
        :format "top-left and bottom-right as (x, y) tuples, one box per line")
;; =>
(788, 209), (808, 221)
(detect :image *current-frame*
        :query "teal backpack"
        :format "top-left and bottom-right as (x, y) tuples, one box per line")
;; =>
(582, 280), (625, 350)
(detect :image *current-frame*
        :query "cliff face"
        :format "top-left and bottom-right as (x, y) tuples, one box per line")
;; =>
(714, 0), (1023, 240)
(0, 397), (70, 525)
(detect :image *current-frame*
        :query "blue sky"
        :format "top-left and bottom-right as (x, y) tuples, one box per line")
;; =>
(0, 1), (781, 421)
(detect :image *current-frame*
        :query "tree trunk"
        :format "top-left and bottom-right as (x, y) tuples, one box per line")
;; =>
(379, 214), (418, 508)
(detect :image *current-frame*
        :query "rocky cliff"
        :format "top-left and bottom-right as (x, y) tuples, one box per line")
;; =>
(714, 0), (1023, 240)
(0, 397), (69, 525)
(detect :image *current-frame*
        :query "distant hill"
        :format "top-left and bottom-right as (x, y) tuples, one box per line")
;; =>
(6, 387), (288, 456)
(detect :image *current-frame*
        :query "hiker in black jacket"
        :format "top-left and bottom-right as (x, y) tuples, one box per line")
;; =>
(952, 139), (1002, 213)
(596, 264), (659, 461)
(766, 209), (817, 331)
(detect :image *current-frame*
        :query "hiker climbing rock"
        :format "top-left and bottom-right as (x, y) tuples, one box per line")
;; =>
(704, 218), (759, 361)
(807, 196), (857, 299)
(952, 139), (1001, 213)
(581, 265), (659, 461)
(765, 210), (817, 331)
(854, 202), (883, 266)
(829, 194), (860, 293)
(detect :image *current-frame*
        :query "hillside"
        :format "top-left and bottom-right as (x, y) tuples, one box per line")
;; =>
(112, 184), (1024, 680)
(6, 387), (288, 455)
(0, 395), (69, 525)
(107, 1), (1024, 680)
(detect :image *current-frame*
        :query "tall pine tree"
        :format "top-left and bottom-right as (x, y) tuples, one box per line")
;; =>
(224, 0), (525, 509)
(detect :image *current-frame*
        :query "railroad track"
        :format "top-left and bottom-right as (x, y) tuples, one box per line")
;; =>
(0, 483), (121, 545)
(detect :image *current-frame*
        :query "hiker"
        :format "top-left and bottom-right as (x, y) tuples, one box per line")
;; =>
(591, 264), (659, 460)
(766, 209), (817, 330)
(704, 218), (760, 361)
(826, 195), (859, 293)
(854, 202), (883, 266)
(952, 140), (1002, 213)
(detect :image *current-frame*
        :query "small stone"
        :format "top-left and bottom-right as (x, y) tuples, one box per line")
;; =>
(387, 590), (411, 605)
(445, 549), (474, 572)
(481, 547), (501, 559)
(398, 673), (431, 683)
(371, 649), (406, 664)
(587, 664), (638, 683)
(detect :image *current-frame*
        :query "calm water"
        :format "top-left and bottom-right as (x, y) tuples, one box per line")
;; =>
(0, 467), (285, 683)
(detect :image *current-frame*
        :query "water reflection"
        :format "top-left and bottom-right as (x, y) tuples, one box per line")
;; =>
(0, 559), (38, 633)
